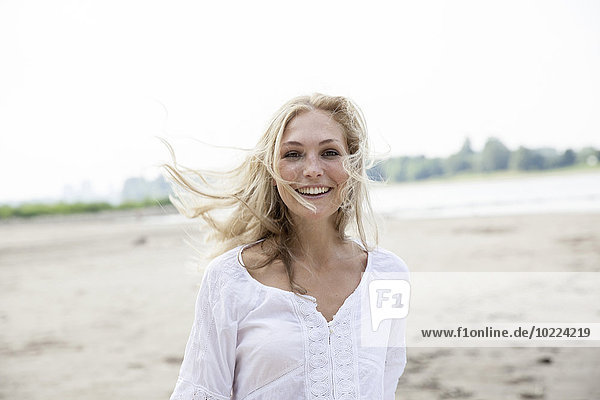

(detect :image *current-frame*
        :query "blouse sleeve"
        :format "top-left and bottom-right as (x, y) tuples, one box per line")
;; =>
(382, 253), (409, 400)
(382, 319), (407, 400)
(169, 261), (237, 400)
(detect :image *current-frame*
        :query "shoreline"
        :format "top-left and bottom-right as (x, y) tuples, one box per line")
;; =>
(2, 202), (599, 226)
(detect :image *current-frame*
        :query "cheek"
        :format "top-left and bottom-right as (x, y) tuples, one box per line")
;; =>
(277, 161), (298, 180)
(330, 163), (349, 184)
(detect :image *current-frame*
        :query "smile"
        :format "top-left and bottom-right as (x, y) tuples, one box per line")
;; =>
(295, 186), (332, 197)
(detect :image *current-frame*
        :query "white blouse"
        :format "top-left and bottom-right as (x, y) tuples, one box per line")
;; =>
(169, 240), (409, 400)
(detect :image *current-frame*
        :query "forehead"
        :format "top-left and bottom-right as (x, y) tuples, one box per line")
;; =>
(281, 110), (346, 145)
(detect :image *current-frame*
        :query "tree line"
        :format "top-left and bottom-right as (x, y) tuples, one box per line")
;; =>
(2, 139), (598, 218)
(367, 137), (599, 182)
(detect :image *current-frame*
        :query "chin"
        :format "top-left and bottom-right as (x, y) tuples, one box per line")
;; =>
(290, 208), (339, 224)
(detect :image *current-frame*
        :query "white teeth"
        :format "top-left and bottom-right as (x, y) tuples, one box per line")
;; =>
(297, 187), (330, 195)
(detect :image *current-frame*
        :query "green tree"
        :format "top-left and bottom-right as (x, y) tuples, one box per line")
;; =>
(576, 147), (600, 165)
(510, 146), (545, 170)
(406, 156), (444, 180)
(480, 137), (510, 171)
(446, 137), (474, 174)
(557, 149), (576, 167)
(381, 157), (410, 182)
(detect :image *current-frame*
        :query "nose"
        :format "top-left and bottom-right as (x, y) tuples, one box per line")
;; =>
(303, 154), (323, 177)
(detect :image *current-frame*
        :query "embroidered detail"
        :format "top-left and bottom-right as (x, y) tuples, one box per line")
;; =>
(211, 261), (244, 304)
(329, 301), (359, 400)
(358, 359), (383, 399)
(171, 387), (219, 400)
(294, 294), (359, 400)
(188, 259), (244, 379)
(170, 378), (229, 400)
(294, 296), (332, 399)
(385, 346), (407, 366)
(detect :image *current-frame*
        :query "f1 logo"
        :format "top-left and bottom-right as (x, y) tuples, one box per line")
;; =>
(369, 280), (411, 331)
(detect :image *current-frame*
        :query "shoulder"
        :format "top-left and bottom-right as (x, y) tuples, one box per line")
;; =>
(369, 246), (410, 274)
(197, 244), (259, 320)
(201, 245), (257, 303)
(202, 245), (249, 290)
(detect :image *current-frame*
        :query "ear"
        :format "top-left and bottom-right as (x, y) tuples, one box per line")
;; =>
(272, 178), (277, 187)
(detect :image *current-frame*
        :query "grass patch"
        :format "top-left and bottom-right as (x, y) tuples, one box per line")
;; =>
(0, 197), (172, 219)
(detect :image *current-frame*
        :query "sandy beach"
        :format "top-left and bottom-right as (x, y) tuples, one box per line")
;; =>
(1, 210), (599, 399)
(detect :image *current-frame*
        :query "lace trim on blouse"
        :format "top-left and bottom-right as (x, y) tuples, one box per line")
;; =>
(171, 378), (230, 400)
(293, 294), (359, 400)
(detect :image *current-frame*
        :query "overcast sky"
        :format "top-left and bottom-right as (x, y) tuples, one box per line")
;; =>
(1, 0), (599, 203)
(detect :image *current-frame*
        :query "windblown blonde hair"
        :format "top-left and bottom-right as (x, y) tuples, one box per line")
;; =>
(163, 93), (378, 295)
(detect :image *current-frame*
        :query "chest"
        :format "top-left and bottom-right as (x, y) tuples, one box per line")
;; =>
(243, 246), (368, 323)
(294, 260), (365, 323)
(303, 275), (362, 322)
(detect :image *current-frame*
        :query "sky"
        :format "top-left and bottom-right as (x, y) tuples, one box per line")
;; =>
(1, 0), (599, 203)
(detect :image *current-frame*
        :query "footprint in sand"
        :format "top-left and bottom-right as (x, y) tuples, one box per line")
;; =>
(439, 387), (473, 398)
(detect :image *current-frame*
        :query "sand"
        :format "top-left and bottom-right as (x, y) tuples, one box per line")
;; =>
(0, 210), (599, 399)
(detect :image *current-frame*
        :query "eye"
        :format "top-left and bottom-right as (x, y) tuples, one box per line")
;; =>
(283, 151), (301, 158)
(323, 149), (340, 157)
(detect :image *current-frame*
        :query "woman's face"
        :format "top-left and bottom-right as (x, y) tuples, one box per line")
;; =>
(275, 110), (349, 223)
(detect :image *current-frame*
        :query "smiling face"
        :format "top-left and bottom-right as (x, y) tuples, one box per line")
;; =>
(275, 110), (349, 223)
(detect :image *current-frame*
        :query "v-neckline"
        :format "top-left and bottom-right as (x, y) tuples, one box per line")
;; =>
(236, 238), (372, 325)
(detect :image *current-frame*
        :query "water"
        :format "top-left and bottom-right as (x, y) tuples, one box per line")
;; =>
(370, 171), (600, 219)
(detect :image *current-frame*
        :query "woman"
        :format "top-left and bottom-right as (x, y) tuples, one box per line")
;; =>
(165, 93), (409, 400)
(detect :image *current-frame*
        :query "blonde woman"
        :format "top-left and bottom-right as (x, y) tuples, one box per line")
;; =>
(166, 93), (409, 400)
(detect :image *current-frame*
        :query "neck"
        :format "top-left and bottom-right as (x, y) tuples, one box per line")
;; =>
(288, 212), (345, 270)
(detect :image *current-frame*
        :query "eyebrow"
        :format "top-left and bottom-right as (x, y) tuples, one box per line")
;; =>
(282, 139), (340, 146)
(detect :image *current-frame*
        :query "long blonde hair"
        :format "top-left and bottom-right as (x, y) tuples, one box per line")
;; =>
(163, 93), (378, 294)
